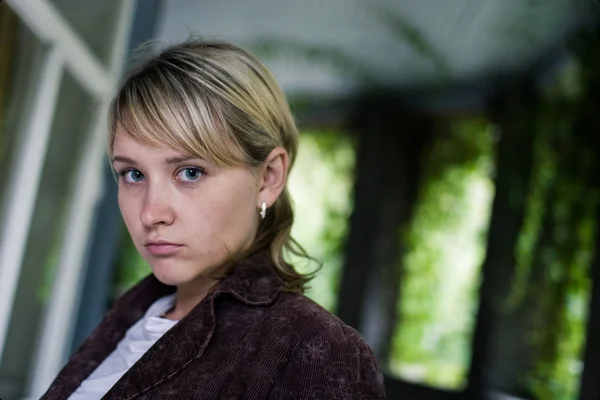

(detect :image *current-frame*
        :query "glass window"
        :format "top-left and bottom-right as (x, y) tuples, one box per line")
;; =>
(0, 4), (45, 218)
(49, 0), (124, 67)
(0, 59), (96, 400)
(0, 8), (47, 397)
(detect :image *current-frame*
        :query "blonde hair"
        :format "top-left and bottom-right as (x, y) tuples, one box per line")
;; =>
(108, 38), (315, 292)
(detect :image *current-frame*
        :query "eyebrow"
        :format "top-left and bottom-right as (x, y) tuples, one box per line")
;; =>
(111, 155), (201, 166)
(111, 155), (137, 165)
(165, 155), (197, 164)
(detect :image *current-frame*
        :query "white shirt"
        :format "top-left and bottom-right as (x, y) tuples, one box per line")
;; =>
(68, 294), (178, 400)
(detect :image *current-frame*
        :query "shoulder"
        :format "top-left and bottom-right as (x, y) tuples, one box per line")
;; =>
(270, 292), (363, 344)
(266, 293), (386, 399)
(277, 294), (385, 386)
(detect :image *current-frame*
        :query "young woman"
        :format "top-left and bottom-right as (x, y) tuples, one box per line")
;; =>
(42, 39), (386, 399)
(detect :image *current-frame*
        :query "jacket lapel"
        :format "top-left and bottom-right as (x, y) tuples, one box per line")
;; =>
(40, 276), (174, 399)
(45, 250), (283, 400)
(102, 291), (217, 400)
(104, 250), (284, 399)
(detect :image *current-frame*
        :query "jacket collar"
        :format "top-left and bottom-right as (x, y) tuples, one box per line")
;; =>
(43, 250), (284, 400)
(117, 248), (284, 317)
(104, 249), (284, 399)
(213, 249), (284, 305)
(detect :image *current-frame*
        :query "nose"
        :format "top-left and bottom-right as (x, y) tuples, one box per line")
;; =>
(139, 187), (175, 228)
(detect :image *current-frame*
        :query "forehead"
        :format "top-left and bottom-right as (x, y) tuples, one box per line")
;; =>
(112, 131), (188, 159)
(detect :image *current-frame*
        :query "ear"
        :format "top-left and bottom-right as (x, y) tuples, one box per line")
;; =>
(258, 147), (289, 208)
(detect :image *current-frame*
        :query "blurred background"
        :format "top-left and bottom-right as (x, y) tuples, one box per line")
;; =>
(1, 0), (600, 399)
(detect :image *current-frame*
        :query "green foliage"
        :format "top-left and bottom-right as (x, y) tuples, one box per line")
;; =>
(505, 105), (560, 311)
(38, 235), (61, 304)
(287, 130), (356, 311)
(38, 204), (70, 303)
(517, 82), (598, 400)
(112, 229), (149, 301)
(521, 101), (596, 400)
(390, 118), (495, 389)
(506, 27), (600, 399)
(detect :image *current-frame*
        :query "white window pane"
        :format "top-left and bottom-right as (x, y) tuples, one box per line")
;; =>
(0, 7), (48, 397)
(0, 65), (96, 399)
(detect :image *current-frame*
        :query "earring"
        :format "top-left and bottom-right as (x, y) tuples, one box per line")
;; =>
(260, 201), (267, 220)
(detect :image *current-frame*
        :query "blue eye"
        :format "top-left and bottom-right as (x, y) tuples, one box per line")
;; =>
(121, 169), (145, 183)
(176, 167), (204, 183)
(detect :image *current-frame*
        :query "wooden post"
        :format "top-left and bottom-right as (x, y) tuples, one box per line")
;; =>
(467, 81), (539, 397)
(336, 93), (432, 363)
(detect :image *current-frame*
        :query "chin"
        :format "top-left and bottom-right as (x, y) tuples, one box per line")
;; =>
(149, 259), (197, 287)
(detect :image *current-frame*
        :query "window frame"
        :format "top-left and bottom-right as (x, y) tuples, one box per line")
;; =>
(0, 0), (135, 397)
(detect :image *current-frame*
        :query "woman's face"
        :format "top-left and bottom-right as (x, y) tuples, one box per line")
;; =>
(111, 132), (263, 287)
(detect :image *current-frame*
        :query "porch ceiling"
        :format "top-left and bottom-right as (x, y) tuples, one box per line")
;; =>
(157, 0), (594, 97)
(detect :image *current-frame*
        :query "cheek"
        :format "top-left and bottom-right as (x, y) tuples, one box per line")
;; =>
(190, 183), (257, 242)
(189, 192), (249, 232)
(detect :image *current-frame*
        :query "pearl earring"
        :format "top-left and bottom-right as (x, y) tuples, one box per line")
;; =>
(260, 201), (267, 220)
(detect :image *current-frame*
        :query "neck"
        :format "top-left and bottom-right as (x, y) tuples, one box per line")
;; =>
(164, 276), (220, 320)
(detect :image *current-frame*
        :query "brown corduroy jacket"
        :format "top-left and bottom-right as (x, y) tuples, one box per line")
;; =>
(42, 251), (386, 399)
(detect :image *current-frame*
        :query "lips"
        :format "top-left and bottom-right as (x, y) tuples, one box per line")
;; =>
(145, 240), (182, 256)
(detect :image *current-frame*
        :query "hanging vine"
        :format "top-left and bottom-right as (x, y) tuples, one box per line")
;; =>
(505, 25), (600, 399)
